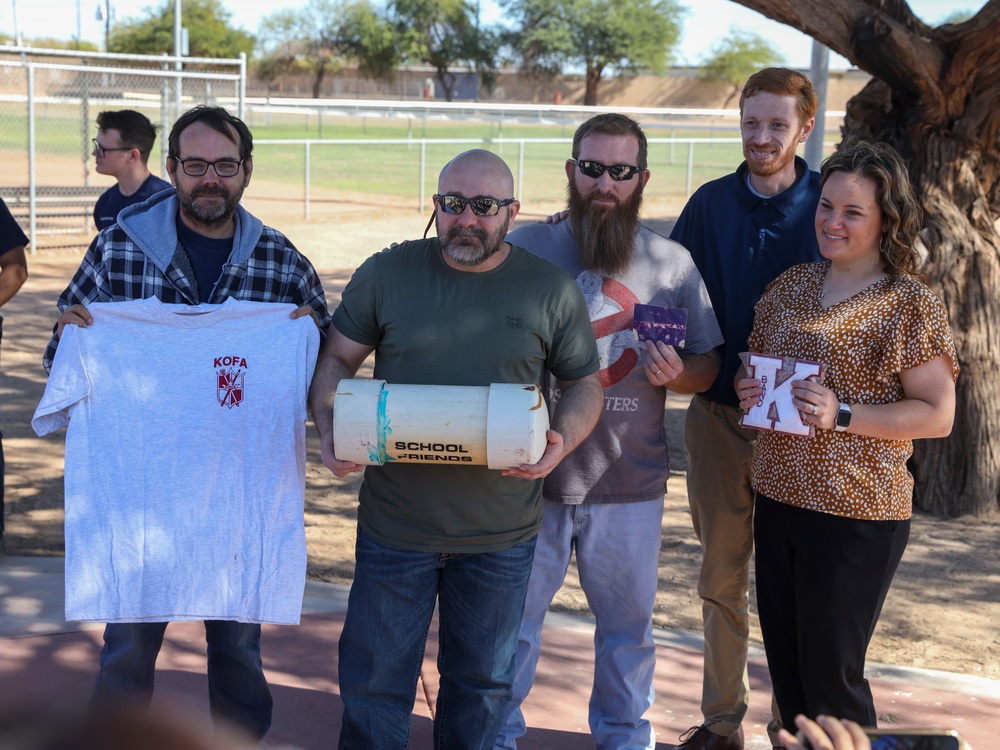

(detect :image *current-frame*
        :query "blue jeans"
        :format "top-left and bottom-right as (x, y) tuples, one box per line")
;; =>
(338, 527), (537, 750)
(496, 498), (663, 750)
(92, 621), (272, 740)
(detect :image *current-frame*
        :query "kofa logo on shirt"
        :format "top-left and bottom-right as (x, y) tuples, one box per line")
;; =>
(215, 355), (247, 409)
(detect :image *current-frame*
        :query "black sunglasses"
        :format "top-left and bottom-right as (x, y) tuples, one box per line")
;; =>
(434, 194), (516, 217)
(572, 159), (642, 181)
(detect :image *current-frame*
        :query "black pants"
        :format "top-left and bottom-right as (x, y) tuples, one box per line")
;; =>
(754, 494), (909, 728)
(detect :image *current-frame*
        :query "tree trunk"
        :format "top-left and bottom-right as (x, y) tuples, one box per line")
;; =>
(912, 135), (1000, 517)
(312, 63), (326, 99)
(733, 0), (1000, 516)
(437, 69), (456, 102)
(584, 66), (601, 106)
(838, 65), (1000, 520)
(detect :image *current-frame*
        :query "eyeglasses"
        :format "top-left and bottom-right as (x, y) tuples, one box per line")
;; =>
(434, 194), (516, 217)
(92, 138), (134, 157)
(171, 157), (245, 178)
(571, 159), (642, 181)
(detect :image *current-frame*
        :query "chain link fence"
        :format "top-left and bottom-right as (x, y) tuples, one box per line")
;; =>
(0, 47), (245, 250)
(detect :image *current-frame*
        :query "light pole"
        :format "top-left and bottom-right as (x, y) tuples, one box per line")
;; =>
(174, 0), (183, 123)
(806, 40), (829, 171)
(11, 0), (21, 46)
(95, 0), (113, 53)
(474, 0), (481, 102)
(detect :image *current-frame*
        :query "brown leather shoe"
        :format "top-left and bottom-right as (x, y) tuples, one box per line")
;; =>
(676, 724), (744, 750)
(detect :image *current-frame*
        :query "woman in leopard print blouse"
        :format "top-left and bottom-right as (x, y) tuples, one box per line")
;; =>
(735, 140), (959, 734)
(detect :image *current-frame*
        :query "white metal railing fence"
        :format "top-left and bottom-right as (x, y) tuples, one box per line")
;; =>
(244, 98), (842, 221)
(255, 137), (753, 219)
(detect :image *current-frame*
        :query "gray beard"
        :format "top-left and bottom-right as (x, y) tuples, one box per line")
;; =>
(440, 222), (507, 267)
(567, 179), (643, 277)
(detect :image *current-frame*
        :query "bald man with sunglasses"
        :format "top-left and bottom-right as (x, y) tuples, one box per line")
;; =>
(309, 149), (604, 749)
(495, 113), (723, 750)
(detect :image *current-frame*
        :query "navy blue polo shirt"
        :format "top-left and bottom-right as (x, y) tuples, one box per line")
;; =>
(670, 156), (822, 407)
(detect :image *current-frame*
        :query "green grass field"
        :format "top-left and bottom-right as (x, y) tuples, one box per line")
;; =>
(248, 137), (747, 209)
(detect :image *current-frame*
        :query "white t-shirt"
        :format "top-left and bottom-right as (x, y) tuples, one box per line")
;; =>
(33, 298), (320, 624)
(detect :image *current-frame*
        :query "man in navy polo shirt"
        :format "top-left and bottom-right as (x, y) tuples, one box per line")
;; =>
(669, 68), (824, 750)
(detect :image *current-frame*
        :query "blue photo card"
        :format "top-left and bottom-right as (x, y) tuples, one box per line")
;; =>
(633, 304), (687, 348)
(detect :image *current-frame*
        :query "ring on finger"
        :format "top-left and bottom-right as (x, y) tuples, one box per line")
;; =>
(654, 368), (661, 374)
(812, 405), (818, 415)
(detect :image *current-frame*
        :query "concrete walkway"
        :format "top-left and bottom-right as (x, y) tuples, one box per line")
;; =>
(0, 556), (995, 749)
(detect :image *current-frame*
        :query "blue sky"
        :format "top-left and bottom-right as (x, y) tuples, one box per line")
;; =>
(1, 0), (987, 70)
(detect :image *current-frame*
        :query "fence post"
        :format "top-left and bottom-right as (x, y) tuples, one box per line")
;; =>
(27, 64), (36, 254)
(419, 141), (426, 212)
(81, 59), (91, 187)
(685, 141), (695, 197)
(304, 141), (311, 222)
(238, 52), (247, 121)
(517, 141), (524, 203)
(174, 55), (183, 126)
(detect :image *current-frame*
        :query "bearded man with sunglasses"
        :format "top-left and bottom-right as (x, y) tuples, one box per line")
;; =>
(41, 105), (330, 742)
(309, 148), (604, 749)
(495, 113), (723, 750)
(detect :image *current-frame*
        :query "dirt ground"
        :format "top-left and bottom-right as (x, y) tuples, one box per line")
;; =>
(2, 189), (998, 684)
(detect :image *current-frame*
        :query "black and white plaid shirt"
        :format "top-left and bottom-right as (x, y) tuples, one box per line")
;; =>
(43, 221), (331, 372)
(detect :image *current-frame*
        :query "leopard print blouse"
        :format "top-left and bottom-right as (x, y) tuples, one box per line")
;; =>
(747, 262), (959, 520)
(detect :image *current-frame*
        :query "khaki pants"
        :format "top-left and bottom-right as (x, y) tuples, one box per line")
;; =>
(685, 395), (778, 739)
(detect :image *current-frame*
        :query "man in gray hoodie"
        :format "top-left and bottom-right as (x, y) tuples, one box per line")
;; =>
(43, 105), (330, 742)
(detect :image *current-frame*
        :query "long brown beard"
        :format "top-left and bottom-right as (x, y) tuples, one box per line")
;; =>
(567, 178), (643, 276)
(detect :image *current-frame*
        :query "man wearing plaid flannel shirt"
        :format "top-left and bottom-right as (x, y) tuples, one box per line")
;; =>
(42, 105), (330, 742)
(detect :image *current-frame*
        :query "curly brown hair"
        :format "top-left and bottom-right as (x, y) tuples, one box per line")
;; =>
(820, 139), (923, 274)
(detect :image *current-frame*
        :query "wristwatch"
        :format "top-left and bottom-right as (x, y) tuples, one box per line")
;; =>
(834, 402), (853, 432)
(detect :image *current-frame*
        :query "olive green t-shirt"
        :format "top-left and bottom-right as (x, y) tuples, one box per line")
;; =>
(333, 238), (599, 552)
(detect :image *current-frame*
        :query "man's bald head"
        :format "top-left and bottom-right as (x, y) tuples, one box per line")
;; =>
(438, 149), (515, 197)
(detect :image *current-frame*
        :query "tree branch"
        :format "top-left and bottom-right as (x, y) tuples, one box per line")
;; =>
(730, 0), (949, 121)
(932, 0), (1000, 44)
